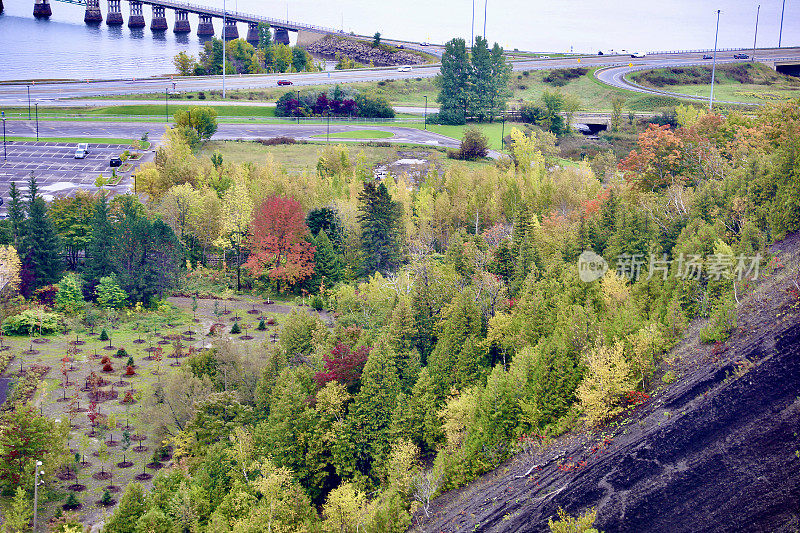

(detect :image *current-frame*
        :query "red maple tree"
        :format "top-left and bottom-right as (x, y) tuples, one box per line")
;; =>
(314, 342), (372, 390)
(244, 196), (316, 290)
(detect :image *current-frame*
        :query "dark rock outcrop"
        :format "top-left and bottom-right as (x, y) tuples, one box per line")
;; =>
(418, 241), (800, 532)
(305, 35), (426, 67)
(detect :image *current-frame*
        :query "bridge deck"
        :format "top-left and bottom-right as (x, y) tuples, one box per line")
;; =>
(51, 0), (340, 33)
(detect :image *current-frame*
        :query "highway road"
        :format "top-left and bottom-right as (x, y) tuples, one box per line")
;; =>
(1, 47), (798, 107)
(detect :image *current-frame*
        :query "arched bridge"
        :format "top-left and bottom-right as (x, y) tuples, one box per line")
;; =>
(32, 0), (339, 45)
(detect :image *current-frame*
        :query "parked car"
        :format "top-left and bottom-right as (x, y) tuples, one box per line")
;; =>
(702, 54), (713, 59)
(277, 79), (293, 86)
(109, 157), (122, 167)
(733, 53), (749, 59)
(74, 149), (87, 159)
(77, 142), (89, 153)
(630, 51), (646, 58)
(397, 65), (412, 72)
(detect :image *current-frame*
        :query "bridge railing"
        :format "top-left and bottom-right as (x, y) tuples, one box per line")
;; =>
(135, 0), (340, 33)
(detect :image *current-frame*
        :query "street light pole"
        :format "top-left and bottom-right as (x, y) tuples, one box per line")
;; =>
(27, 85), (31, 121)
(222, 0), (227, 98)
(471, 0), (474, 47)
(752, 5), (760, 61)
(35, 103), (39, 140)
(500, 114), (505, 151)
(2, 112), (6, 161)
(423, 95), (428, 130)
(483, 0), (487, 39)
(326, 111), (330, 143)
(709, 9), (721, 111)
(33, 461), (43, 532)
(165, 88), (169, 123)
(296, 90), (300, 125)
(778, 0), (786, 47)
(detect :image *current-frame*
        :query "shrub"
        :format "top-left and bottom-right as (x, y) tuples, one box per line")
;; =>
(230, 322), (241, 334)
(543, 67), (588, 86)
(126, 356), (134, 367)
(310, 295), (324, 310)
(2, 310), (61, 336)
(99, 329), (109, 341)
(662, 370), (677, 384)
(100, 489), (114, 505)
(257, 319), (267, 331)
(452, 127), (489, 160)
(256, 136), (297, 146)
(548, 507), (599, 533)
(700, 298), (738, 343)
(116, 348), (128, 358)
(55, 273), (85, 314)
(96, 276), (128, 309)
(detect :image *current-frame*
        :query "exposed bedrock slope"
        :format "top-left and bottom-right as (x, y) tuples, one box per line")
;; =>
(418, 251), (800, 532)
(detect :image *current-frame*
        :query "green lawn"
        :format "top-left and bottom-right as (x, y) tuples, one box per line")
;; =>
(310, 130), (395, 139)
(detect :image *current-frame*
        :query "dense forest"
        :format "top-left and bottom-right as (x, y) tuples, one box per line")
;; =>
(1, 98), (798, 532)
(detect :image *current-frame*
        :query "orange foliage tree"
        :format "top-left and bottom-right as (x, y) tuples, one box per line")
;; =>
(244, 196), (316, 290)
(619, 124), (694, 190)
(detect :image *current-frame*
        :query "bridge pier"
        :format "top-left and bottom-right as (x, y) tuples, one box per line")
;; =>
(274, 27), (290, 45)
(150, 5), (167, 31)
(223, 18), (239, 40)
(246, 22), (259, 44)
(84, 0), (102, 23)
(106, 0), (123, 25)
(128, 1), (145, 28)
(197, 14), (214, 36)
(33, 0), (51, 18)
(174, 10), (191, 33)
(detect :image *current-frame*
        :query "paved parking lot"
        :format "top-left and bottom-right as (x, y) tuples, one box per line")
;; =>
(0, 141), (146, 215)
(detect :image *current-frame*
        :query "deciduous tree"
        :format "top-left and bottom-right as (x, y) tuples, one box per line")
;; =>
(244, 196), (316, 290)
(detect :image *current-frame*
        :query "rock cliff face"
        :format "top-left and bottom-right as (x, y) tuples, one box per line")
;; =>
(304, 35), (427, 67)
(417, 235), (800, 532)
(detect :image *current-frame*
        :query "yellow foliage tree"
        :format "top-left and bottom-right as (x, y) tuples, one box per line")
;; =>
(321, 482), (368, 533)
(577, 342), (634, 426)
(0, 245), (21, 299)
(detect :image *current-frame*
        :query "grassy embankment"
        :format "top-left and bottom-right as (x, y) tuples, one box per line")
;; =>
(628, 62), (800, 104)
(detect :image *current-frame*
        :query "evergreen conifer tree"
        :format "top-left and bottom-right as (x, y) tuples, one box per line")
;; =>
(23, 174), (61, 288)
(313, 229), (342, 287)
(8, 181), (24, 249)
(357, 182), (404, 276)
(338, 337), (400, 485)
(84, 193), (114, 292)
(104, 482), (147, 533)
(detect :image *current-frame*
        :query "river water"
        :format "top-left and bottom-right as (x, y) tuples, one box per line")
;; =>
(0, 0), (798, 81)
